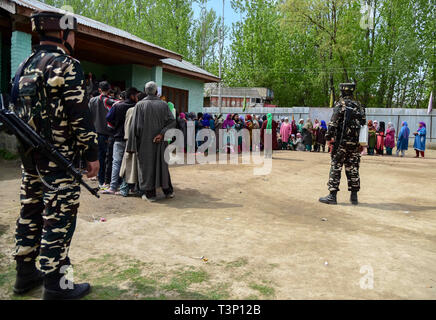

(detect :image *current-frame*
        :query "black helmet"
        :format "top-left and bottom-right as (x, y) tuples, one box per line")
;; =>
(339, 83), (356, 95)
(31, 11), (77, 54)
(31, 11), (77, 33)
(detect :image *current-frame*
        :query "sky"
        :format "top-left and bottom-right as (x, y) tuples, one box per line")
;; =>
(192, 0), (242, 47)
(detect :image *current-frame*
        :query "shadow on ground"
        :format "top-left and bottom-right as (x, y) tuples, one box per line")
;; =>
(0, 160), (20, 182)
(155, 187), (243, 210)
(357, 202), (436, 212)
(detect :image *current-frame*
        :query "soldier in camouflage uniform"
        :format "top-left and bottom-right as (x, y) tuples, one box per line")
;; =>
(11, 11), (99, 299)
(319, 83), (366, 205)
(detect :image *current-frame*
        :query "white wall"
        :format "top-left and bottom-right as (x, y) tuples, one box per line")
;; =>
(205, 107), (436, 144)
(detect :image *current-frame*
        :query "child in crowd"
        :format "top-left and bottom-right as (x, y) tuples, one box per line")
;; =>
(289, 134), (297, 151)
(384, 122), (396, 155)
(376, 121), (385, 155)
(367, 120), (376, 155)
(295, 133), (305, 151)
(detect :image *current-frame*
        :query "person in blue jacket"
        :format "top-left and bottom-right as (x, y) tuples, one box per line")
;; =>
(413, 121), (427, 158)
(396, 121), (410, 157)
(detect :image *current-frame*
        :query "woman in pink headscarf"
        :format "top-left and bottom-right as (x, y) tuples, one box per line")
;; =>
(384, 122), (396, 155)
(280, 117), (292, 150)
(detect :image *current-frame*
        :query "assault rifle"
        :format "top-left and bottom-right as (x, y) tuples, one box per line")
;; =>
(0, 93), (100, 198)
(332, 99), (357, 154)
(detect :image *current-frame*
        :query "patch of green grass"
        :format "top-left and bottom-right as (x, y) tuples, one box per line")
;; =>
(84, 285), (129, 300)
(0, 265), (15, 288)
(116, 267), (142, 281)
(163, 269), (209, 293)
(249, 283), (275, 297)
(131, 276), (158, 295)
(0, 149), (19, 161)
(0, 224), (8, 237)
(142, 294), (168, 300)
(78, 255), (235, 300)
(203, 283), (231, 300)
(226, 257), (248, 269)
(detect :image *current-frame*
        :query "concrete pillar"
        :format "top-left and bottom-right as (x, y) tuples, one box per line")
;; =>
(11, 31), (32, 76)
(152, 65), (163, 96)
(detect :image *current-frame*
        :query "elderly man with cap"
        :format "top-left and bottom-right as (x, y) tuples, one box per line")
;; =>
(319, 83), (366, 205)
(126, 81), (176, 202)
(10, 11), (99, 299)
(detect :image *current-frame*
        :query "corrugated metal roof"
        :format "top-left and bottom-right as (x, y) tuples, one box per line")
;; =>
(9, 0), (219, 80)
(209, 87), (273, 98)
(161, 58), (219, 79)
(10, 0), (181, 57)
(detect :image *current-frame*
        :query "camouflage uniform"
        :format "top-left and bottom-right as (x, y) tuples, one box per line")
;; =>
(326, 95), (366, 193)
(12, 44), (98, 275)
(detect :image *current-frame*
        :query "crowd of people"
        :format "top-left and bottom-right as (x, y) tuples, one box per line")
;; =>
(89, 80), (429, 199)
(89, 81), (175, 201)
(365, 120), (427, 158)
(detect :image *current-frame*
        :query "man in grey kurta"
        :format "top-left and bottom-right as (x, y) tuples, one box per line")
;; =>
(126, 82), (176, 201)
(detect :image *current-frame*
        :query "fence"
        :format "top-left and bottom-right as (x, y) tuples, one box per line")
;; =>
(1, 107), (434, 153)
(205, 107), (435, 146)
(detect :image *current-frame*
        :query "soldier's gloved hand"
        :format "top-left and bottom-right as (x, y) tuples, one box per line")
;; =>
(86, 160), (99, 178)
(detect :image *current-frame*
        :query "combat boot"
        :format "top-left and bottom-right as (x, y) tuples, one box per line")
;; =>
(319, 192), (337, 205)
(350, 191), (359, 205)
(13, 261), (44, 295)
(43, 268), (91, 300)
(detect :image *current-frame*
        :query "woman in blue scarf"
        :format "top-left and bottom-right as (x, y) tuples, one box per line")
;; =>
(318, 120), (328, 152)
(201, 113), (212, 128)
(396, 121), (410, 157)
(413, 122), (427, 158)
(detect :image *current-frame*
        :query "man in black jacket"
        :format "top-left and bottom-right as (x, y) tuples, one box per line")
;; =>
(103, 87), (139, 194)
(88, 81), (118, 188)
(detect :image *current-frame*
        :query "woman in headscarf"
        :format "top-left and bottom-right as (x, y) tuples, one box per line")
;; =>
(375, 121), (385, 155)
(222, 114), (236, 153)
(295, 133), (305, 151)
(213, 114), (223, 152)
(201, 113), (212, 129)
(260, 113), (278, 156)
(297, 119), (304, 133)
(245, 115), (254, 151)
(222, 114), (235, 129)
(317, 120), (328, 152)
(252, 115), (260, 130)
(280, 117), (292, 150)
(291, 119), (298, 136)
(396, 121), (410, 157)
(302, 120), (313, 151)
(233, 114), (244, 153)
(384, 122), (396, 155)
(313, 119), (320, 152)
(413, 122), (427, 158)
(373, 120), (379, 131)
(367, 120), (377, 155)
(178, 113), (188, 153)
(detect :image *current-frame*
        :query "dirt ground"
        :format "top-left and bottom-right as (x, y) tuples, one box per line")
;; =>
(0, 149), (435, 300)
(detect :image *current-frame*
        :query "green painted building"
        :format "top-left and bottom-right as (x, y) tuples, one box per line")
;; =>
(0, 0), (219, 114)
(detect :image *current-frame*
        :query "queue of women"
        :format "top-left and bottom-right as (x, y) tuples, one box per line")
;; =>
(177, 113), (428, 159)
(177, 113), (328, 154)
(366, 120), (427, 158)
